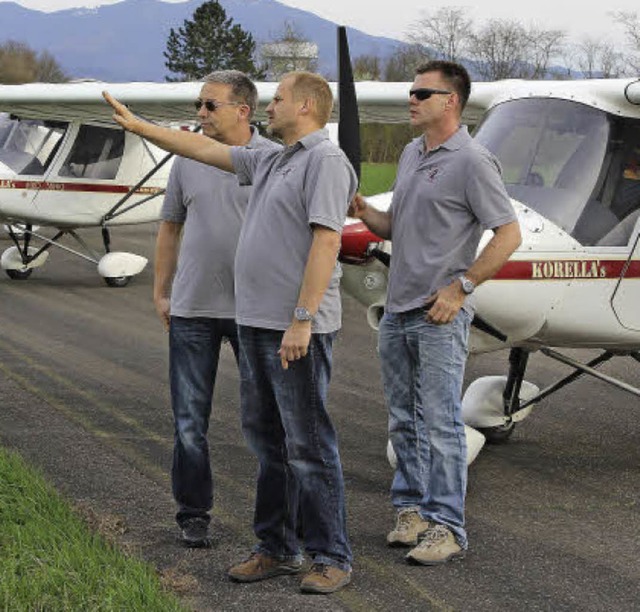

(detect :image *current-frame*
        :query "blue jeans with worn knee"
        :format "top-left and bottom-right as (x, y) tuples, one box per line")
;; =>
(378, 308), (471, 548)
(238, 325), (352, 571)
(169, 316), (239, 527)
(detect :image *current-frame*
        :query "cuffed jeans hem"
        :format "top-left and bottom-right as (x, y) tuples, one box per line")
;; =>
(311, 554), (352, 573)
(176, 508), (211, 527)
(254, 543), (304, 564)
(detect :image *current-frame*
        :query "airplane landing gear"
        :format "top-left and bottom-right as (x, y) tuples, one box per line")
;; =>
(6, 268), (33, 280)
(104, 275), (131, 288)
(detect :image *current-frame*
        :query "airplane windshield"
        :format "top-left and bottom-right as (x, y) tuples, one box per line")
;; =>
(474, 98), (617, 245)
(0, 118), (68, 176)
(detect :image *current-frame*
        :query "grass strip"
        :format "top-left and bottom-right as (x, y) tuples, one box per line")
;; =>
(360, 162), (397, 196)
(0, 447), (185, 611)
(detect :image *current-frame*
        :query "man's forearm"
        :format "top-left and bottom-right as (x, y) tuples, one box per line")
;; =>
(466, 221), (522, 286)
(296, 226), (342, 315)
(136, 121), (234, 172)
(154, 222), (181, 301)
(360, 204), (392, 240)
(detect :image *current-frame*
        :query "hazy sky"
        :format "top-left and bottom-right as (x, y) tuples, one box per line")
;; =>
(3, 0), (638, 43)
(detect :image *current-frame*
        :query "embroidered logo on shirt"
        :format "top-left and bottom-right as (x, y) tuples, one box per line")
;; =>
(426, 167), (440, 182)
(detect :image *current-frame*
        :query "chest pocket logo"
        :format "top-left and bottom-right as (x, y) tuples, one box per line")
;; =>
(424, 166), (441, 183)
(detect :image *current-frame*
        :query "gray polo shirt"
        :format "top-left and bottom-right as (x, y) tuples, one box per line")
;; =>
(231, 128), (357, 333)
(387, 126), (516, 314)
(161, 127), (276, 318)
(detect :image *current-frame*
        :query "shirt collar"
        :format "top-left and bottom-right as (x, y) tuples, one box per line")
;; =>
(418, 125), (471, 154)
(297, 128), (330, 150)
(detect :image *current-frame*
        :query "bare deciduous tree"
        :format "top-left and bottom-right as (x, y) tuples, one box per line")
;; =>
(469, 19), (529, 80)
(383, 44), (431, 81)
(406, 7), (472, 62)
(353, 55), (382, 81)
(0, 41), (68, 84)
(573, 37), (624, 78)
(611, 10), (640, 73)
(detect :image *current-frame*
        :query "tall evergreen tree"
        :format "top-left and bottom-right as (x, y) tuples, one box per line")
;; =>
(163, 0), (264, 81)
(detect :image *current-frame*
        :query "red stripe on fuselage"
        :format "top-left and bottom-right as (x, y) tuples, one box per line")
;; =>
(0, 179), (161, 195)
(494, 259), (640, 280)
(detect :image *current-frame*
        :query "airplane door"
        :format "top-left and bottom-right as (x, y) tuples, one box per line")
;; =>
(611, 226), (640, 331)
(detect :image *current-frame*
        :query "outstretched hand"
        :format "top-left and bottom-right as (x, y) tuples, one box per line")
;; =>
(102, 91), (138, 132)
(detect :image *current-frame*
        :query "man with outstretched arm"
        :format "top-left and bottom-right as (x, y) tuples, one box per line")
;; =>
(349, 60), (521, 566)
(105, 70), (356, 594)
(154, 70), (276, 548)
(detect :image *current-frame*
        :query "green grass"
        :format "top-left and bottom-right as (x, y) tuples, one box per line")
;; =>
(0, 447), (186, 611)
(360, 162), (397, 196)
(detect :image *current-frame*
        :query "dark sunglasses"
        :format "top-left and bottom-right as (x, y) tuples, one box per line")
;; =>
(194, 99), (239, 112)
(409, 88), (452, 101)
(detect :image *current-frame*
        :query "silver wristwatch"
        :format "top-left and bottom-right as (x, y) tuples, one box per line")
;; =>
(294, 306), (313, 322)
(458, 275), (476, 295)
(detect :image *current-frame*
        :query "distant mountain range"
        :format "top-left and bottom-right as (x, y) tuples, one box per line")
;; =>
(0, 0), (405, 81)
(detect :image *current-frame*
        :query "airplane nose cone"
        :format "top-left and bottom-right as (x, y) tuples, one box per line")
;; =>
(339, 221), (383, 264)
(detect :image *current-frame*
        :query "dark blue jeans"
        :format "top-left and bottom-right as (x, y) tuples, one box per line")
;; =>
(238, 325), (352, 571)
(169, 316), (239, 527)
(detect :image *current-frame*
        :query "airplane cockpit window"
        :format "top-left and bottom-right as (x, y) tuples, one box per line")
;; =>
(474, 98), (618, 245)
(58, 124), (125, 180)
(0, 118), (68, 175)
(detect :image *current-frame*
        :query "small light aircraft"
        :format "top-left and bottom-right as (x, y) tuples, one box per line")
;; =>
(0, 79), (396, 286)
(339, 77), (640, 463)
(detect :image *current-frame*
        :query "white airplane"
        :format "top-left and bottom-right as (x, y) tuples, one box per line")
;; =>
(339, 77), (640, 463)
(0, 79), (404, 286)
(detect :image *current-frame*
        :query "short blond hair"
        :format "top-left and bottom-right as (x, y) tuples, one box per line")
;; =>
(283, 71), (334, 126)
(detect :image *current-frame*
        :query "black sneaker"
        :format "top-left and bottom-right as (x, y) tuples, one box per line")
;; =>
(180, 517), (211, 548)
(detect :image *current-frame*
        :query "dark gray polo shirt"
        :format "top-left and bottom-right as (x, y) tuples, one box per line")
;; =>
(231, 128), (357, 333)
(161, 127), (276, 318)
(387, 126), (516, 314)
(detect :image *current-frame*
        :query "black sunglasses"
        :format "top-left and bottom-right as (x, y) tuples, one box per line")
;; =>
(409, 88), (452, 101)
(194, 99), (239, 112)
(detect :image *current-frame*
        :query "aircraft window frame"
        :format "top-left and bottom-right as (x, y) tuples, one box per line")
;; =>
(58, 123), (125, 180)
(473, 98), (616, 246)
(0, 118), (68, 176)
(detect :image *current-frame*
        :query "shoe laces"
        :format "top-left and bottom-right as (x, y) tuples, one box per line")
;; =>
(416, 524), (449, 549)
(396, 509), (421, 532)
(309, 563), (331, 578)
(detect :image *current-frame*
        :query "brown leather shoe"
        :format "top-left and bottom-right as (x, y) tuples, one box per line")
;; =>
(300, 563), (352, 594)
(228, 552), (302, 583)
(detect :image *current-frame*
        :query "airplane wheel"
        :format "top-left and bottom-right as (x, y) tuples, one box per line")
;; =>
(478, 421), (516, 444)
(6, 268), (32, 280)
(104, 276), (130, 288)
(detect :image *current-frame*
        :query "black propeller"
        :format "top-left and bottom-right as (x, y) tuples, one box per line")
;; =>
(337, 25), (361, 183)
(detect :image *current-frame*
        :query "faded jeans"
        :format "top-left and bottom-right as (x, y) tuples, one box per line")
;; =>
(238, 325), (352, 571)
(378, 308), (471, 548)
(169, 316), (239, 527)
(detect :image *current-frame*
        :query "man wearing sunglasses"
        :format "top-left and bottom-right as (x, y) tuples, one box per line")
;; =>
(105, 70), (355, 594)
(349, 61), (521, 566)
(154, 70), (276, 549)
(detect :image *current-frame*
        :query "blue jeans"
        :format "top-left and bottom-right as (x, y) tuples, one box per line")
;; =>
(378, 308), (471, 548)
(169, 316), (239, 527)
(238, 325), (352, 571)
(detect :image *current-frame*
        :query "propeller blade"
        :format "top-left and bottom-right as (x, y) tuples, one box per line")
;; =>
(337, 25), (361, 182)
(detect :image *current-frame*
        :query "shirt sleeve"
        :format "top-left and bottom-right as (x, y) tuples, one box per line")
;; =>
(161, 157), (186, 223)
(465, 149), (518, 230)
(305, 152), (357, 232)
(230, 146), (263, 187)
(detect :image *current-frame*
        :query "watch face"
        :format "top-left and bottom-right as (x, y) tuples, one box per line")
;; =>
(295, 307), (312, 321)
(460, 277), (474, 294)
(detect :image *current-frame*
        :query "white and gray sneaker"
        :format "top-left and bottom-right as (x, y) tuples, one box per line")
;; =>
(387, 508), (431, 547)
(406, 524), (465, 565)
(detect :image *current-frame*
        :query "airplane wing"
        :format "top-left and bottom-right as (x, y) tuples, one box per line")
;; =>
(0, 80), (485, 125)
(3, 78), (636, 127)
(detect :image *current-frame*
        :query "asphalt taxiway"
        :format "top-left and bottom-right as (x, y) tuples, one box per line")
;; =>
(0, 226), (638, 611)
